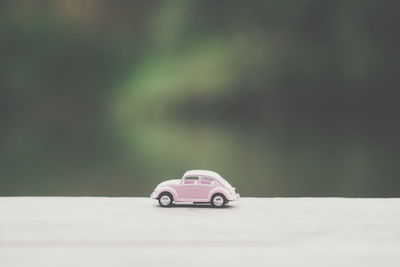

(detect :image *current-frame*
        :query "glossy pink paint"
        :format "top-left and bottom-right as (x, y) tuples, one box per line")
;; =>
(150, 170), (240, 205)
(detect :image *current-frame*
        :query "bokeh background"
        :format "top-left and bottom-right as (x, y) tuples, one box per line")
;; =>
(1, 0), (399, 197)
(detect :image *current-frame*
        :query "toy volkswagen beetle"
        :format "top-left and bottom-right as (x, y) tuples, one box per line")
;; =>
(150, 170), (240, 208)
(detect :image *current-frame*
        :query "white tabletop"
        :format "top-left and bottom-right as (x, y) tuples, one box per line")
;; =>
(1, 197), (399, 267)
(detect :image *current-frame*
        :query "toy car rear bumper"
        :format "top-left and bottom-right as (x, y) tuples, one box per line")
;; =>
(150, 192), (157, 199)
(228, 193), (240, 201)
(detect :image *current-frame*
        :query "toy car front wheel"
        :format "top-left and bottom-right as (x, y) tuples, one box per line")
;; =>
(211, 194), (226, 208)
(158, 192), (173, 207)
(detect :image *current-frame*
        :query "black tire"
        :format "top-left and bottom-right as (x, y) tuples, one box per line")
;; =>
(158, 192), (173, 207)
(211, 193), (226, 208)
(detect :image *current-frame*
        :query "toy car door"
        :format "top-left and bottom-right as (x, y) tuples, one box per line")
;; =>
(176, 176), (200, 200)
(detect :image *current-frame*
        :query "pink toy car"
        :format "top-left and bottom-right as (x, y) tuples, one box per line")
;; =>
(150, 170), (240, 208)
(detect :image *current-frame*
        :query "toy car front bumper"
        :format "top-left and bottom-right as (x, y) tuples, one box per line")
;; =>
(150, 192), (156, 199)
(234, 193), (240, 201)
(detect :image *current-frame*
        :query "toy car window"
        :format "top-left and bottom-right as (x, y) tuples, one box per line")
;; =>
(201, 177), (215, 185)
(184, 177), (199, 184)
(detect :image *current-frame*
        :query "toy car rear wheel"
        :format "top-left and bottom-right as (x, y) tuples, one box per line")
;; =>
(211, 194), (226, 208)
(158, 192), (173, 207)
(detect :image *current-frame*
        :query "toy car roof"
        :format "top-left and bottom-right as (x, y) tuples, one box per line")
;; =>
(183, 170), (222, 179)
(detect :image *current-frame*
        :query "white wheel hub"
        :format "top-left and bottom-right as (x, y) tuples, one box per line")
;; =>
(160, 195), (171, 206)
(213, 196), (224, 207)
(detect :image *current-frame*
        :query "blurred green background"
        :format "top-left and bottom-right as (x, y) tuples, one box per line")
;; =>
(1, 0), (399, 197)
